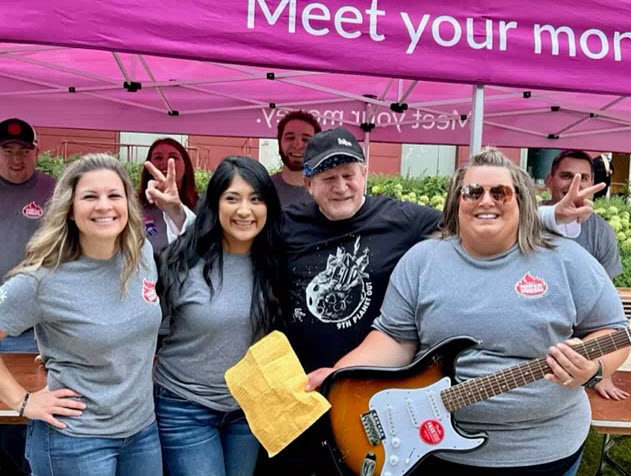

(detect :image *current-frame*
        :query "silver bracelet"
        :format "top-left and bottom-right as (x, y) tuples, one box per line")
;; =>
(18, 391), (31, 417)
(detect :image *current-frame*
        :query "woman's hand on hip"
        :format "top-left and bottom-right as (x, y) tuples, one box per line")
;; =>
(22, 386), (86, 429)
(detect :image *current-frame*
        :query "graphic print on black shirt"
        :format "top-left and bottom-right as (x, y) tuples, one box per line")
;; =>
(304, 236), (372, 328)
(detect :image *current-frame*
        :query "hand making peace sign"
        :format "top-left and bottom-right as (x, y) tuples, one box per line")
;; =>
(144, 158), (187, 229)
(554, 173), (606, 224)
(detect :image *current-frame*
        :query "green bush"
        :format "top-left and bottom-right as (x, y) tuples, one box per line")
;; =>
(367, 175), (449, 210)
(194, 169), (212, 193)
(594, 196), (631, 287)
(36, 152), (67, 179)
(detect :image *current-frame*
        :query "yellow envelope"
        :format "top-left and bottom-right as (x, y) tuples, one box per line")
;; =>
(225, 331), (331, 457)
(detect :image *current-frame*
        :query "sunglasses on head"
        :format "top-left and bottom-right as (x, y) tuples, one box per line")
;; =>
(460, 184), (517, 204)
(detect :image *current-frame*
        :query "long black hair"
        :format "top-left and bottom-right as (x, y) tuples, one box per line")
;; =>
(158, 156), (284, 338)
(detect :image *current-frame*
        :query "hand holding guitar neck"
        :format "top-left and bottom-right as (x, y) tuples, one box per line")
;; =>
(544, 338), (600, 388)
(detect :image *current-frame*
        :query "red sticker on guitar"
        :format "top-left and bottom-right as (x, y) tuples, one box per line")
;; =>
(419, 420), (444, 445)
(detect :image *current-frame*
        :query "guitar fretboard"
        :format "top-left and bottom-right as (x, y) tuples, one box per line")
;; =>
(441, 327), (631, 413)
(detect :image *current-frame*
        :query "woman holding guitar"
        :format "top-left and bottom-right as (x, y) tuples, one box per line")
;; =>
(308, 148), (629, 476)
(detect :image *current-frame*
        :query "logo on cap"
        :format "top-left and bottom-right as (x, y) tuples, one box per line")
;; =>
(7, 123), (22, 136)
(337, 138), (353, 147)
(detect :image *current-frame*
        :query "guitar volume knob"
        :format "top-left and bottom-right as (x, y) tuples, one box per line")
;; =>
(389, 455), (399, 465)
(391, 437), (401, 448)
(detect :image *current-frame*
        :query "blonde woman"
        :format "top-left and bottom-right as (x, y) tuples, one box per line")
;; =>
(0, 154), (162, 476)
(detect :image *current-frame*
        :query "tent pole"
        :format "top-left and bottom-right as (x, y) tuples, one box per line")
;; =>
(469, 85), (484, 154)
(363, 102), (372, 194)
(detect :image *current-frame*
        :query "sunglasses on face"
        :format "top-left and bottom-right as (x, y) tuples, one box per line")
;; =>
(460, 184), (517, 204)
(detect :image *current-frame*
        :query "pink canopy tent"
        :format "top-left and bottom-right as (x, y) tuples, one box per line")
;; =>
(1, 0), (631, 152)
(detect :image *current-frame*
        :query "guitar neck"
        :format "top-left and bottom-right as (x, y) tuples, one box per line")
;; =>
(441, 327), (631, 413)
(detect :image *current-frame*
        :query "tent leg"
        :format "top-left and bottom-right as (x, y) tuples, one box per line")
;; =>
(363, 102), (372, 194)
(469, 85), (484, 154)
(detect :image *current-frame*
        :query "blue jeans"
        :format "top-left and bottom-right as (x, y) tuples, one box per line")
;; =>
(0, 328), (38, 352)
(155, 384), (259, 476)
(0, 329), (38, 475)
(25, 419), (162, 476)
(562, 452), (582, 476)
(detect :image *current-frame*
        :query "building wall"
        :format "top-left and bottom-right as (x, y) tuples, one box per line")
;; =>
(401, 144), (456, 177)
(456, 146), (523, 167)
(368, 142), (402, 175)
(118, 132), (188, 163)
(35, 127), (119, 158)
(188, 136), (260, 171)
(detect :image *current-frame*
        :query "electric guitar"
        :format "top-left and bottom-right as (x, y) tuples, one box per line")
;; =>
(320, 328), (631, 476)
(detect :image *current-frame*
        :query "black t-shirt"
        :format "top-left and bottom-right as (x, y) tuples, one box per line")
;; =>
(282, 195), (441, 372)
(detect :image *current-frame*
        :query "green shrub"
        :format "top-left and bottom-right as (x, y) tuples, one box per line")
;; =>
(36, 152), (67, 179)
(195, 169), (212, 193)
(594, 196), (631, 287)
(367, 175), (449, 210)
(124, 163), (144, 189)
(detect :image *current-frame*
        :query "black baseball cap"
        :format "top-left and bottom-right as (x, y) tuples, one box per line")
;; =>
(0, 118), (37, 149)
(303, 127), (365, 177)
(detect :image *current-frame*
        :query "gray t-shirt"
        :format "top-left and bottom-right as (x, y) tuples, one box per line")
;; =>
(542, 200), (621, 279)
(154, 252), (256, 412)
(0, 241), (162, 438)
(573, 213), (622, 279)
(270, 172), (312, 207)
(373, 237), (627, 467)
(0, 171), (56, 281)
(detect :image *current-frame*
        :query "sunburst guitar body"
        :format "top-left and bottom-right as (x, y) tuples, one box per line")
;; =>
(320, 330), (631, 476)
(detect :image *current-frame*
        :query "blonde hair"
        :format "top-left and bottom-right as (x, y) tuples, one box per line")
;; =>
(9, 154), (146, 292)
(437, 147), (554, 253)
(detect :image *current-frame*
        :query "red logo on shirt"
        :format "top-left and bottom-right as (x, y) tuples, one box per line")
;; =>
(419, 419), (444, 445)
(515, 273), (548, 298)
(142, 279), (159, 304)
(22, 201), (44, 219)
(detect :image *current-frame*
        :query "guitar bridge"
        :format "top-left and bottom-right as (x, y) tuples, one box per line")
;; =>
(360, 410), (385, 446)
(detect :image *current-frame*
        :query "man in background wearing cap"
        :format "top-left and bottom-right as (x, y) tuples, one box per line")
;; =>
(0, 118), (55, 475)
(270, 110), (321, 206)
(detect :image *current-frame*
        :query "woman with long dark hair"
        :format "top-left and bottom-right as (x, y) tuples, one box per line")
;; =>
(151, 156), (284, 476)
(138, 138), (198, 252)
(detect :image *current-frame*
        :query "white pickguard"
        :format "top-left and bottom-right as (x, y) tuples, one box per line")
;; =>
(369, 377), (485, 476)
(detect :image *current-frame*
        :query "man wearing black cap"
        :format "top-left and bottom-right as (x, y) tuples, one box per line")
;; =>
(282, 127), (440, 373)
(257, 127), (442, 475)
(0, 118), (55, 348)
(0, 118), (55, 475)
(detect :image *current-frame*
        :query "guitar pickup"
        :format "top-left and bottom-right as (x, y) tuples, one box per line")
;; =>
(360, 410), (385, 446)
